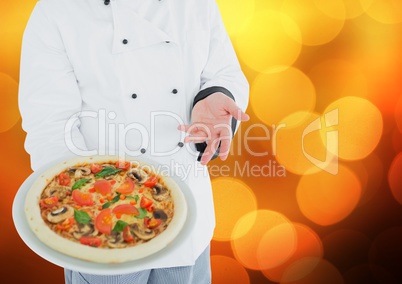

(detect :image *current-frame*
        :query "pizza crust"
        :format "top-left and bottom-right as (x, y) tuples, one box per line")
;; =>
(25, 156), (187, 263)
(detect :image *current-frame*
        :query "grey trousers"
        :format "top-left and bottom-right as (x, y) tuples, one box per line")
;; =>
(64, 245), (211, 284)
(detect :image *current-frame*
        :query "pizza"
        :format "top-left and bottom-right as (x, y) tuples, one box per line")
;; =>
(25, 156), (187, 263)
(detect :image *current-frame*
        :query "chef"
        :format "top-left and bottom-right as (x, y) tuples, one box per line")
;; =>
(19, 0), (249, 283)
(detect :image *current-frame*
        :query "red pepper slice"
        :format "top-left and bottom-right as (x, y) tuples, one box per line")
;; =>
(58, 172), (71, 186)
(144, 176), (158, 188)
(123, 226), (135, 243)
(140, 196), (153, 209)
(40, 196), (59, 208)
(144, 217), (162, 229)
(80, 236), (102, 247)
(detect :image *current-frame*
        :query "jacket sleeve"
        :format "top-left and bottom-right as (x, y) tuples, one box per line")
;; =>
(18, 2), (88, 171)
(192, 0), (249, 160)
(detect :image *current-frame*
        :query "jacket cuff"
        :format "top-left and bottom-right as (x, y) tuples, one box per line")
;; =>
(192, 86), (237, 162)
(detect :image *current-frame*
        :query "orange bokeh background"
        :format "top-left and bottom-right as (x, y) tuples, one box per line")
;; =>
(2, 0), (402, 283)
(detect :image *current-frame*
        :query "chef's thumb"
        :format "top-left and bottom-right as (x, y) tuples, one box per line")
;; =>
(227, 103), (250, 121)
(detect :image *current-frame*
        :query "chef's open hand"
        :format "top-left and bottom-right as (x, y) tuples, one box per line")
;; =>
(178, 92), (249, 165)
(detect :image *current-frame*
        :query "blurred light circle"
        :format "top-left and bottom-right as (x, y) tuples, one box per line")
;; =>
(392, 128), (402, 154)
(231, 210), (296, 270)
(361, 0), (402, 24)
(211, 255), (250, 284)
(257, 222), (297, 270)
(0, 73), (20, 133)
(211, 178), (258, 241)
(262, 223), (323, 282)
(341, 0), (366, 19)
(0, 1), (38, 79)
(251, 67), (316, 125)
(313, 0), (346, 20)
(348, 154), (383, 207)
(216, 0), (255, 36)
(275, 111), (337, 175)
(388, 152), (402, 205)
(323, 96), (383, 160)
(296, 164), (362, 226)
(308, 59), (368, 112)
(235, 10), (302, 72)
(395, 96), (402, 133)
(281, 258), (344, 284)
(281, 0), (345, 46)
(255, 0), (283, 11)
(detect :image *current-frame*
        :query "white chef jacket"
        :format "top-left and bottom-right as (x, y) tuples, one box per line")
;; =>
(19, 0), (249, 270)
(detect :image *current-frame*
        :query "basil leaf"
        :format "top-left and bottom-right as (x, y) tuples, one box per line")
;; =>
(112, 193), (121, 203)
(72, 178), (91, 190)
(102, 193), (121, 209)
(74, 209), (91, 225)
(126, 195), (139, 202)
(95, 167), (122, 178)
(135, 208), (148, 219)
(112, 220), (129, 232)
(102, 202), (111, 209)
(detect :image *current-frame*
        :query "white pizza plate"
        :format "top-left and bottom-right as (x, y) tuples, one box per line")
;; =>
(12, 156), (197, 275)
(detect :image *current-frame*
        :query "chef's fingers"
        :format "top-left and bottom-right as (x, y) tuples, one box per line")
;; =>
(184, 132), (208, 143)
(178, 124), (195, 133)
(218, 127), (232, 161)
(200, 134), (220, 165)
(178, 123), (209, 134)
(226, 101), (250, 121)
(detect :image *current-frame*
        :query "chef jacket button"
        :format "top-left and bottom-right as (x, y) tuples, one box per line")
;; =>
(172, 89), (178, 94)
(165, 41), (170, 43)
(178, 142), (184, 148)
(122, 39), (128, 44)
(131, 94), (137, 99)
(104, 0), (110, 5)
(140, 148), (146, 154)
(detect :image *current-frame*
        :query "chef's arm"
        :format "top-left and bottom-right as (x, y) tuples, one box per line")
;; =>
(18, 3), (87, 171)
(192, 0), (249, 161)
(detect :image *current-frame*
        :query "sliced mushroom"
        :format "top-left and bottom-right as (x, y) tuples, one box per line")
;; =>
(153, 209), (168, 223)
(102, 164), (115, 168)
(47, 206), (74, 223)
(151, 184), (169, 201)
(132, 223), (155, 241)
(68, 166), (91, 179)
(106, 231), (126, 248)
(73, 223), (98, 240)
(44, 185), (70, 200)
(127, 168), (148, 184)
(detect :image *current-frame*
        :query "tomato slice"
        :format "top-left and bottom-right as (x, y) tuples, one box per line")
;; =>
(95, 208), (113, 235)
(112, 204), (139, 217)
(40, 196), (59, 208)
(144, 176), (158, 188)
(140, 196), (153, 209)
(90, 163), (103, 174)
(116, 178), (135, 194)
(123, 226), (135, 243)
(72, 190), (94, 206)
(144, 217), (162, 229)
(94, 180), (112, 196)
(115, 161), (130, 171)
(56, 217), (75, 230)
(80, 236), (102, 247)
(58, 172), (71, 186)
